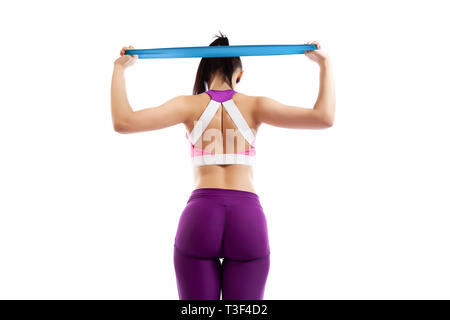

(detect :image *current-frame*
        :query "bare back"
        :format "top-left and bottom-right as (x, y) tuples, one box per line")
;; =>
(184, 92), (261, 193)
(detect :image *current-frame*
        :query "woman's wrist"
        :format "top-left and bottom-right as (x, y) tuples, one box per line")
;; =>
(319, 57), (331, 68)
(114, 63), (126, 72)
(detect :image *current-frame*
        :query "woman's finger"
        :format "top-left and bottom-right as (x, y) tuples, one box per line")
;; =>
(123, 46), (131, 56)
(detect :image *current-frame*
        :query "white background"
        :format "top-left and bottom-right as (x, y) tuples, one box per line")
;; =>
(0, 0), (449, 299)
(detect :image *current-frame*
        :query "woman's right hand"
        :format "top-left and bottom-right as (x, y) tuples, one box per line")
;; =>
(304, 41), (329, 66)
(114, 45), (138, 69)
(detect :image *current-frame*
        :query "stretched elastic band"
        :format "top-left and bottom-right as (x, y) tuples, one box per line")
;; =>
(125, 44), (317, 59)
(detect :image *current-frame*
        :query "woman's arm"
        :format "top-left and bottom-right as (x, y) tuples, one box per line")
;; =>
(111, 45), (191, 134)
(111, 64), (134, 132)
(254, 41), (335, 129)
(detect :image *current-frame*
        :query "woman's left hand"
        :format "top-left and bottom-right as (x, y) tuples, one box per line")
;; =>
(114, 45), (138, 69)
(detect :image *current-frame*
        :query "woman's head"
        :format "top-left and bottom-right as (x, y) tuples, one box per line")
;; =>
(193, 31), (243, 95)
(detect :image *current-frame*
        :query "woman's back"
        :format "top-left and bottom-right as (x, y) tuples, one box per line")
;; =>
(184, 90), (260, 193)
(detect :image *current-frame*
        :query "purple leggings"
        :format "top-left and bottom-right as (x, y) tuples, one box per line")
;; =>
(174, 188), (270, 300)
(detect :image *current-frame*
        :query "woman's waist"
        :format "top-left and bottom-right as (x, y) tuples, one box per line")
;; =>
(194, 169), (255, 192)
(189, 187), (259, 202)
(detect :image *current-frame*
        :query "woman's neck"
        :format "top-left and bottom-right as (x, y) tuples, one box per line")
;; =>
(208, 79), (233, 91)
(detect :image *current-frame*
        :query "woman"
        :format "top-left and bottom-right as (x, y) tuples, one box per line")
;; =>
(111, 33), (335, 300)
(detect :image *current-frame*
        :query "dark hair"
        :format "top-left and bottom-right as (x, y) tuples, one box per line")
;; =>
(193, 31), (242, 95)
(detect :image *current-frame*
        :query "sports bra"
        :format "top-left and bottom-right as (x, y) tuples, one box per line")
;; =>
(185, 89), (256, 167)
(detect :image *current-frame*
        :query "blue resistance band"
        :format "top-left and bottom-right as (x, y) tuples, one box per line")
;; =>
(124, 44), (317, 59)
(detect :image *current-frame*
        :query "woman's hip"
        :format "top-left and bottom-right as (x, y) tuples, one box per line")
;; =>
(174, 188), (270, 260)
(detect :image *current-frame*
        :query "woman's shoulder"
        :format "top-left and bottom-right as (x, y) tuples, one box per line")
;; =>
(232, 92), (260, 111)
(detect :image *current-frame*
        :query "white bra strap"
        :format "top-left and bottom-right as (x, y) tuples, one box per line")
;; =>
(222, 99), (256, 146)
(187, 99), (221, 145)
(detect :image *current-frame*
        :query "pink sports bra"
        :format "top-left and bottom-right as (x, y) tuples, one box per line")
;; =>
(185, 89), (256, 167)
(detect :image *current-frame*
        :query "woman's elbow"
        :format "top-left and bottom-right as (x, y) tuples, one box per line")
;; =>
(113, 121), (130, 133)
(322, 116), (334, 127)
(312, 109), (334, 128)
